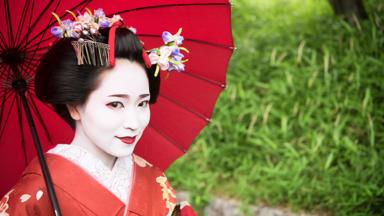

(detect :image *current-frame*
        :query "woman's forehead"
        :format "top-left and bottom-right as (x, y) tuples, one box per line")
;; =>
(94, 59), (150, 97)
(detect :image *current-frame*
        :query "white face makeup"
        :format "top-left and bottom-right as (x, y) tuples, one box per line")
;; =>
(70, 59), (150, 167)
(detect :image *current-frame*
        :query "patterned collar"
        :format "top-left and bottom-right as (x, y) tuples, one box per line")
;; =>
(48, 144), (133, 203)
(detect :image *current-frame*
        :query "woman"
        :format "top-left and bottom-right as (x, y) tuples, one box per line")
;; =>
(0, 9), (195, 216)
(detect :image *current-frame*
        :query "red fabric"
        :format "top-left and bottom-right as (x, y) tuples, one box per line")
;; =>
(0, 0), (233, 197)
(181, 205), (198, 216)
(103, 1), (234, 170)
(142, 51), (152, 68)
(108, 21), (125, 66)
(0, 154), (180, 215)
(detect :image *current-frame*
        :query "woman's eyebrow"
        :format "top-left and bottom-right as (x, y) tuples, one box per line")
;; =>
(139, 94), (151, 99)
(108, 94), (150, 99)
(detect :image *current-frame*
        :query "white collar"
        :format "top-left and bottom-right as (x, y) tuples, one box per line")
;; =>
(48, 144), (133, 203)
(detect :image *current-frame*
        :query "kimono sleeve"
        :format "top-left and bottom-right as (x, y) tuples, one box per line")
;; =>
(180, 202), (197, 216)
(1, 173), (98, 216)
(170, 201), (197, 216)
(153, 171), (197, 215)
(158, 174), (197, 216)
(0, 174), (52, 215)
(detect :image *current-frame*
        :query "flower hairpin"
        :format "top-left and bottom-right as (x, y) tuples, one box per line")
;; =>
(50, 8), (188, 76)
(147, 28), (189, 77)
(51, 9), (124, 39)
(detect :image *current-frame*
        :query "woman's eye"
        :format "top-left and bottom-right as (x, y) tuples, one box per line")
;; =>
(107, 101), (124, 109)
(139, 100), (149, 108)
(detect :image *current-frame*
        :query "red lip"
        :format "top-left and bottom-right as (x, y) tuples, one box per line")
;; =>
(117, 136), (136, 145)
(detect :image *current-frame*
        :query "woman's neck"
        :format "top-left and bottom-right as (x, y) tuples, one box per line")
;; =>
(70, 128), (117, 170)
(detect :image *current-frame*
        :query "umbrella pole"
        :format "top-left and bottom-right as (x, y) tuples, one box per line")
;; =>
(14, 79), (62, 216)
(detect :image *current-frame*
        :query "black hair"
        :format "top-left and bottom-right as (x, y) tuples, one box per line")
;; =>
(35, 28), (160, 129)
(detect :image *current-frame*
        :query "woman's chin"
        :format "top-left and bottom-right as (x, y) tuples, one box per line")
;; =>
(108, 145), (136, 158)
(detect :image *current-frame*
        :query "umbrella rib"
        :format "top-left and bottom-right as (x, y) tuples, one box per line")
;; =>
(16, 0), (55, 50)
(25, 44), (51, 53)
(16, 0), (35, 50)
(109, 2), (230, 16)
(3, 88), (16, 103)
(0, 71), (14, 87)
(25, 52), (45, 59)
(20, 3), (59, 57)
(23, 56), (40, 67)
(0, 30), (7, 50)
(18, 65), (36, 84)
(183, 70), (226, 88)
(158, 93), (212, 122)
(0, 88), (10, 134)
(18, 62), (34, 78)
(26, 44), (44, 75)
(148, 124), (186, 153)
(0, 91), (16, 141)
(0, 88), (11, 98)
(23, 36), (55, 53)
(18, 0), (90, 51)
(23, 66), (38, 79)
(4, 0), (15, 47)
(24, 56), (41, 67)
(14, 0), (31, 45)
(0, 72), (9, 84)
(0, 64), (11, 79)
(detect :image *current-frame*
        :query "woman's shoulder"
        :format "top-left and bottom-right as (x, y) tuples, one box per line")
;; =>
(133, 154), (153, 167)
(0, 162), (53, 215)
(132, 154), (162, 173)
(130, 155), (197, 215)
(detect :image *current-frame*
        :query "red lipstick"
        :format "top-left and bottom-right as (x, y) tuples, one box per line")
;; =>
(117, 136), (136, 145)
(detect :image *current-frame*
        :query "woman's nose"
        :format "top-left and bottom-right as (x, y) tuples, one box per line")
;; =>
(123, 109), (139, 131)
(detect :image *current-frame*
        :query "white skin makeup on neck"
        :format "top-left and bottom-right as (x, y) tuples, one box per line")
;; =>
(67, 59), (151, 170)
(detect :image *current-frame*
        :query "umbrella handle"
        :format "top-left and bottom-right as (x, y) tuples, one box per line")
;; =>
(18, 89), (62, 216)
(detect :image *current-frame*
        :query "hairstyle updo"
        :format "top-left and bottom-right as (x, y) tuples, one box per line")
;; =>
(35, 27), (160, 129)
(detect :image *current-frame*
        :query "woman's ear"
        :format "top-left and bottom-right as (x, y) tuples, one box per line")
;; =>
(66, 104), (81, 121)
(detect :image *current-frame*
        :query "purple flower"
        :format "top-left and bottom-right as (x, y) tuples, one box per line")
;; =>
(68, 30), (80, 38)
(172, 55), (183, 62)
(51, 26), (63, 38)
(61, 19), (73, 31)
(94, 8), (105, 17)
(171, 47), (184, 59)
(99, 20), (110, 28)
(168, 65), (176, 71)
(169, 62), (185, 71)
(174, 63), (185, 71)
(174, 35), (183, 45)
(162, 31), (184, 45)
(162, 31), (173, 44)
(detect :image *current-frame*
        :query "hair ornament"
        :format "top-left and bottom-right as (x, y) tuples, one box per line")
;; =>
(147, 28), (189, 77)
(50, 8), (188, 75)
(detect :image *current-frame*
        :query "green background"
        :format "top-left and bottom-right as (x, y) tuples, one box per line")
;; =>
(167, 0), (384, 215)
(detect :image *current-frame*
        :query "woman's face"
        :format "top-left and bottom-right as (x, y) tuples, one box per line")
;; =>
(74, 59), (150, 159)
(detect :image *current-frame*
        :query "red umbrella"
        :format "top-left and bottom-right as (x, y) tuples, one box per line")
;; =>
(0, 0), (89, 200)
(0, 0), (233, 208)
(101, 0), (234, 170)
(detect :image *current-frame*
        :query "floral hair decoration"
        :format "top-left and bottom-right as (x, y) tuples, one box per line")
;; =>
(51, 8), (189, 77)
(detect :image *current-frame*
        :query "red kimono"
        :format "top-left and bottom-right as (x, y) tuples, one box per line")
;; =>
(0, 154), (196, 215)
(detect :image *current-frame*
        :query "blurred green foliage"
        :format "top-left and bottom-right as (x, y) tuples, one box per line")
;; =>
(166, 0), (384, 215)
